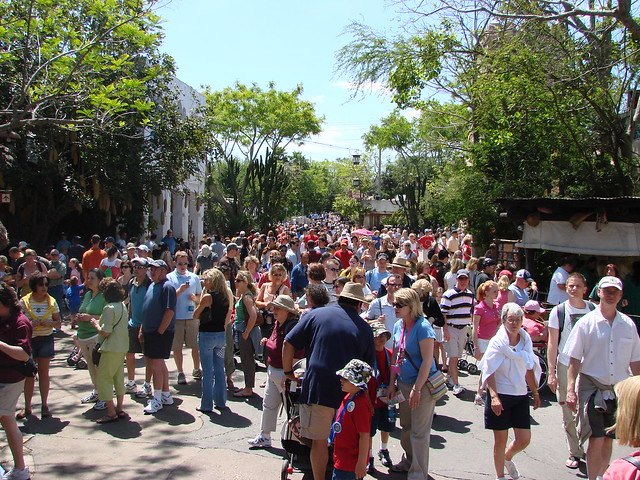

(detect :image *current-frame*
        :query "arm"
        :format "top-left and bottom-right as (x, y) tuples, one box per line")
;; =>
(387, 346), (399, 401)
(526, 369), (541, 409)
(282, 341), (296, 381)
(241, 294), (257, 340)
(0, 341), (30, 361)
(192, 293), (212, 319)
(630, 361), (640, 376)
(355, 432), (370, 479)
(157, 309), (175, 335)
(546, 327), (560, 393)
(485, 374), (503, 416)
(565, 356), (581, 412)
(409, 337), (435, 410)
(472, 314), (482, 360)
(254, 284), (268, 309)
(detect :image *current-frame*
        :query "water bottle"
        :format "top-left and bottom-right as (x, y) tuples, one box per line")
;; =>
(387, 400), (396, 426)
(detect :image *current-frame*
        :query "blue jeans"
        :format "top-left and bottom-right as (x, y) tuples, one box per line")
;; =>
(332, 468), (358, 480)
(198, 331), (227, 410)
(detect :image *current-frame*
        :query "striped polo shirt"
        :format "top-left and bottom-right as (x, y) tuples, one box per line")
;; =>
(439, 287), (474, 325)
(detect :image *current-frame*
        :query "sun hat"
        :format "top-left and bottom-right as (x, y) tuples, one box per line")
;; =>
(338, 282), (367, 303)
(267, 294), (298, 314)
(390, 257), (410, 269)
(336, 359), (373, 390)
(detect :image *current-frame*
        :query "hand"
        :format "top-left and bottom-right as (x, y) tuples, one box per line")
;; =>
(566, 390), (578, 413)
(260, 337), (268, 346)
(474, 351), (483, 361)
(242, 332), (249, 341)
(547, 373), (558, 394)
(138, 329), (144, 343)
(378, 314), (385, 323)
(409, 387), (421, 409)
(532, 393), (541, 410)
(178, 283), (189, 293)
(443, 327), (450, 342)
(386, 385), (396, 402)
(491, 396), (503, 416)
(355, 460), (367, 480)
(157, 328), (165, 335)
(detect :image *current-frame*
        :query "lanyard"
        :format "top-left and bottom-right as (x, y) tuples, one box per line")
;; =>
(373, 349), (391, 381)
(328, 391), (362, 444)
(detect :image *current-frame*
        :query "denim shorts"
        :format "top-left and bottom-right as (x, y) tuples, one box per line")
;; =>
(31, 334), (55, 359)
(332, 468), (357, 480)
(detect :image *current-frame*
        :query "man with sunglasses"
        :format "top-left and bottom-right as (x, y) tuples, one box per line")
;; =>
(365, 273), (402, 348)
(167, 251), (202, 385)
(322, 258), (340, 305)
(126, 258), (153, 397)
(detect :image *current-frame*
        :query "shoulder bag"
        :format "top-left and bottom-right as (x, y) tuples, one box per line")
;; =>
(91, 304), (126, 366)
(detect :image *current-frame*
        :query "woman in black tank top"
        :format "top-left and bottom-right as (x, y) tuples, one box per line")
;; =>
(193, 269), (234, 412)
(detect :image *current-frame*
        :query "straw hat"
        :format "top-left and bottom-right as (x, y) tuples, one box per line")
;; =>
(267, 294), (297, 314)
(390, 257), (410, 269)
(338, 282), (367, 303)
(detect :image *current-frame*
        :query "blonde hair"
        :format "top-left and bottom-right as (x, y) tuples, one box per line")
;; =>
(269, 263), (287, 281)
(236, 270), (257, 295)
(497, 274), (511, 292)
(449, 258), (463, 274)
(202, 268), (234, 306)
(411, 278), (433, 301)
(610, 375), (640, 447)
(467, 257), (479, 271)
(350, 266), (366, 281)
(394, 288), (423, 321)
(243, 255), (260, 271)
(477, 281), (497, 302)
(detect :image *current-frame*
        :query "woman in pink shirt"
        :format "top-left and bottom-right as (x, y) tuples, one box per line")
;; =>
(472, 280), (500, 405)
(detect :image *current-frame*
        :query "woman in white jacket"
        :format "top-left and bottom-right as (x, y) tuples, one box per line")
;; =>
(479, 302), (541, 480)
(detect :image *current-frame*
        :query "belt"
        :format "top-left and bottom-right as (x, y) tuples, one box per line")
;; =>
(447, 323), (469, 329)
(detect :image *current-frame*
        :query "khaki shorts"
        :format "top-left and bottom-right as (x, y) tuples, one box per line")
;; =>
(299, 403), (336, 440)
(444, 324), (468, 358)
(0, 380), (24, 416)
(172, 319), (199, 350)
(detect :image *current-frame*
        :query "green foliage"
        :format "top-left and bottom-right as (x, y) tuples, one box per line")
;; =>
(332, 194), (371, 223)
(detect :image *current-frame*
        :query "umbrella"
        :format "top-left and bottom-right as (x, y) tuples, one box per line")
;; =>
(351, 228), (374, 236)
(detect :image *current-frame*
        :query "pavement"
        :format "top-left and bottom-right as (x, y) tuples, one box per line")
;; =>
(0, 326), (635, 480)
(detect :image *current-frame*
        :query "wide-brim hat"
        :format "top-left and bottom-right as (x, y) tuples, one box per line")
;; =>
(390, 257), (410, 269)
(337, 282), (367, 303)
(336, 359), (372, 390)
(267, 294), (298, 314)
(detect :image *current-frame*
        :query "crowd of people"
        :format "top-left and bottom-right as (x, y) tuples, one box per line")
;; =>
(0, 223), (640, 480)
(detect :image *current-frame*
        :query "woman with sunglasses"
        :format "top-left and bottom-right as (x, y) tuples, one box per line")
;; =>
(385, 288), (437, 478)
(117, 261), (133, 304)
(17, 271), (61, 418)
(350, 266), (372, 296)
(255, 264), (291, 363)
(232, 270), (259, 398)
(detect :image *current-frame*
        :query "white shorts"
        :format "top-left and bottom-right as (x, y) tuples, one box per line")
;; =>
(433, 326), (443, 343)
(444, 325), (468, 358)
(476, 338), (490, 355)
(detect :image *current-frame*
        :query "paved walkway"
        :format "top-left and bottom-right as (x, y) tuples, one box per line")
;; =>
(0, 325), (635, 479)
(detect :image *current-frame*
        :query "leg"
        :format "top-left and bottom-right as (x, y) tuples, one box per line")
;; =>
(173, 347), (184, 373)
(401, 383), (436, 479)
(211, 333), (227, 407)
(0, 415), (26, 470)
(311, 439), (329, 480)
(224, 322), (235, 382)
(77, 336), (99, 389)
(198, 333), (214, 410)
(161, 360), (169, 392)
(237, 334), (255, 392)
(22, 377), (35, 412)
(506, 428), (531, 461)
(36, 358), (51, 408)
(260, 366), (285, 433)
(586, 437), (613, 480)
(144, 356), (152, 383)
(556, 363), (584, 459)
(397, 383), (414, 464)
(192, 348), (200, 373)
(149, 359), (165, 392)
(493, 430), (509, 479)
(126, 353), (136, 381)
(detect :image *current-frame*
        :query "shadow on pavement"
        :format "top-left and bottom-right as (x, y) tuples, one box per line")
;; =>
(19, 416), (70, 435)
(432, 413), (472, 434)
(199, 408), (252, 428)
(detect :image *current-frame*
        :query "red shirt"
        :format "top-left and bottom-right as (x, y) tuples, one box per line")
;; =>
(82, 247), (107, 271)
(334, 249), (354, 269)
(333, 392), (372, 472)
(368, 347), (392, 408)
(417, 234), (434, 250)
(308, 249), (321, 264)
(303, 234), (319, 244)
(0, 312), (33, 383)
(265, 319), (304, 368)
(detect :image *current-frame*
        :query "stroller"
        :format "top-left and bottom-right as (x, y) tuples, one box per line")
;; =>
(456, 327), (479, 375)
(67, 345), (87, 370)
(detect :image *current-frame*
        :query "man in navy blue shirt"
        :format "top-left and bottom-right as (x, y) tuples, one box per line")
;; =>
(283, 283), (375, 480)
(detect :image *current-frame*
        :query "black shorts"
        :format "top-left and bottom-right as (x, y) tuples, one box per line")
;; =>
(370, 406), (395, 435)
(128, 325), (143, 354)
(143, 330), (174, 359)
(484, 393), (531, 430)
(586, 393), (616, 439)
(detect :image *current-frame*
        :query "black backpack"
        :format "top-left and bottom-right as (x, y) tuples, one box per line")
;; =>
(556, 301), (596, 343)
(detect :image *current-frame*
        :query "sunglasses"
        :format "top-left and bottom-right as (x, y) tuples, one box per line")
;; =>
(392, 302), (406, 308)
(134, 265), (147, 270)
(272, 273), (284, 277)
(177, 262), (188, 266)
(353, 275), (365, 279)
(387, 283), (400, 287)
(235, 277), (245, 282)
(329, 268), (339, 272)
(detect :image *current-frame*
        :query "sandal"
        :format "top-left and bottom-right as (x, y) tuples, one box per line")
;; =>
(565, 456), (580, 469)
(116, 411), (128, 419)
(227, 378), (235, 390)
(16, 408), (32, 419)
(96, 414), (119, 424)
(41, 405), (51, 418)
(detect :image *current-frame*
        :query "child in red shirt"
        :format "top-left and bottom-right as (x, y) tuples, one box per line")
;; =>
(332, 359), (374, 480)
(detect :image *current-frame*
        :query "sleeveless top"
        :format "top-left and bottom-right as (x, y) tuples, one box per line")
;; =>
(199, 290), (230, 333)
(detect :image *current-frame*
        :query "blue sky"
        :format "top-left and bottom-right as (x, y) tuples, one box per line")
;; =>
(156, 0), (407, 162)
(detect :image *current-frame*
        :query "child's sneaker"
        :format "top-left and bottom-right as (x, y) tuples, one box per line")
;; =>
(124, 380), (137, 393)
(135, 383), (152, 398)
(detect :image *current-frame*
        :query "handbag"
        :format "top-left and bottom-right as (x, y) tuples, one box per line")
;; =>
(91, 304), (126, 366)
(404, 349), (447, 401)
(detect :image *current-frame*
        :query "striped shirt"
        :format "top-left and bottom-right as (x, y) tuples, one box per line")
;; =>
(440, 287), (474, 325)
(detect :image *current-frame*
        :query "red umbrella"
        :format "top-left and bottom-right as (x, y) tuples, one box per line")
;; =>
(351, 228), (374, 236)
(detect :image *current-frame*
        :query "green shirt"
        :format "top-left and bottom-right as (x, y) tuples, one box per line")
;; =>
(77, 291), (107, 340)
(234, 292), (254, 327)
(98, 302), (129, 354)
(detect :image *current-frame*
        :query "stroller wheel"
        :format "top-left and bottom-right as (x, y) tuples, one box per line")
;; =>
(281, 459), (290, 480)
(76, 358), (88, 370)
(467, 364), (478, 375)
(458, 359), (468, 370)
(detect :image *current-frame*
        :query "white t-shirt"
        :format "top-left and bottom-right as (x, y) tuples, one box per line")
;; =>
(365, 296), (400, 348)
(548, 301), (594, 366)
(547, 267), (570, 305)
(444, 271), (456, 290)
(166, 270), (202, 320)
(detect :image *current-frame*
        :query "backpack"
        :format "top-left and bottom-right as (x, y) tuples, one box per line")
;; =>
(556, 301), (596, 343)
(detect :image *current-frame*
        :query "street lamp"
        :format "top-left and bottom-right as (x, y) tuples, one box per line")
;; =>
(352, 153), (361, 165)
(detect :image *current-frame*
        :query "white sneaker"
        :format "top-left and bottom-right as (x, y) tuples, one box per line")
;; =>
(504, 459), (520, 479)
(445, 375), (454, 389)
(135, 383), (152, 398)
(452, 384), (465, 396)
(2, 466), (30, 480)
(247, 433), (272, 448)
(93, 400), (107, 411)
(474, 394), (485, 406)
(124, 380), (137, 393)
(144, 398), (163, 414)
(81, 392), (99, 403)
(161, 393), (174, 405)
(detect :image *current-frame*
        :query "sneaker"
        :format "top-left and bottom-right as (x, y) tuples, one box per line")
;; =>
(80, 392), (99, 404)
(93, 400), (107, 411)
(2, 466), (31, 480)
(144, 398), (163, 414)
(378, 449), (393, 468)
(445, 375), (454, 389)
(192, 369), (202, 380)
(124, 380), (137, 393)
(247, 433), (271, 448)
(504, 459), (520, 479)
(452, 384), (465, 396)
(135, 383), (153, 398)
(474, 394), (485, 406)
(161, 393), (174, 405)
(177, 372), (187, 385)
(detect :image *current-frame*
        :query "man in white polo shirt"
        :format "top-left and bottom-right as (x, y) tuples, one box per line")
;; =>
(565, 276), (640, 480)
